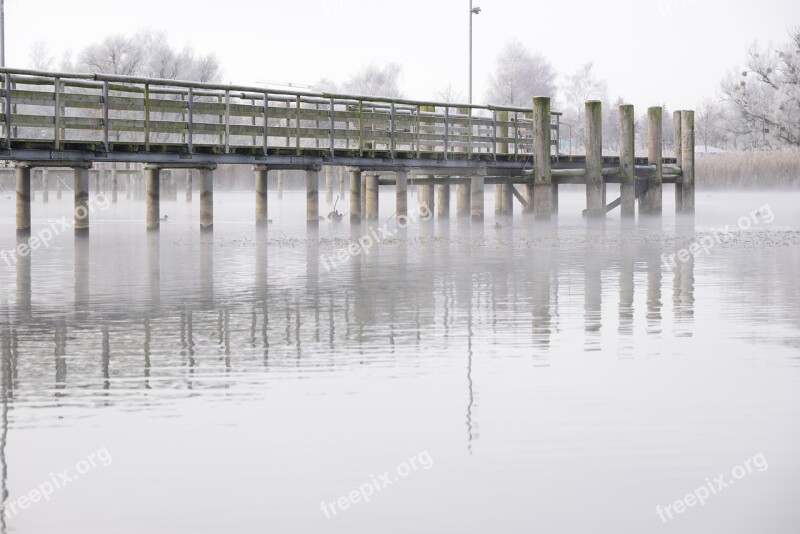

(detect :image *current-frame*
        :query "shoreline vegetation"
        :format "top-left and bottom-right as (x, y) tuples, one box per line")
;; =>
(697, 148), (800, 188)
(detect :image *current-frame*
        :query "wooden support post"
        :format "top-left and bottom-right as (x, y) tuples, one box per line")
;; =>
(494, 184), (503, 218)
(420, 180), (434, 218)
(585, 100), (604, 219)
(551, 184), (559, 215)
(365, 174), (379, 221)
(42, 170), (49, 204)
(146, 166), (160, 231)
(680, 110), (695, 214)
(361, 177), (367, 218)
(437, 182), (450, 220)
(396, 169), (408, 220)
(185, 169), (193, 203)
(642, 106), (663, 215)
(503, 184), (514, 219)
(16, 165), (31, 235)
(532, 96), (553, 219)
(620, 104), (636, 219)
(307, 166), (320, 227)
(471, 166), (485, 223)
(349, 168), (362, 224)
(74, 168), (90, 234)
(111, 169), (118, 204)
(255, 167), (269, 226)
(456, 182), (471, 218)
(673, 110), (683, 212)
(200, 168), (213, 232)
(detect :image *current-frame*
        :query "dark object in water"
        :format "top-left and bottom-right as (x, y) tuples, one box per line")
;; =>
(327, 196), (344, 223)
(160, 215), (169, 221)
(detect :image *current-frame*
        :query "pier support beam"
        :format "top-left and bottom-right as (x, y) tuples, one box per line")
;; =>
(532, 96), (553, 220)
(365, 174), (379, 221)
(145, 166), (160, 231)
(255, 167), (269, 227)
(437, 182), (450, 220)
(349, 168), (362, 224)
(200, 168), (214, 232)
(15, 165), (31, 235)
(74, 168), (90, 234)
(585, 100), (604, 219)
(620, 104), (636, 219)
(419, 180), (435, 218)
(456, 182), (471, 218)
(306, 166), (320, 227)
(471, 166), (485, 223)
(641, 106), (663, 216)
(680, 110), (695, 214)
(396, 169), (408, 220)
(673, 110), (682, 213)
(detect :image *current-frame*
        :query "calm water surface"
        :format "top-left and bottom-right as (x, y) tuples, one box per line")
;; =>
(0, 186), (798, 533)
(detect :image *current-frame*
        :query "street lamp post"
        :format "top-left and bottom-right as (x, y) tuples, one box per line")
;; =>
(1, 0), (5, 67)
(469, 1), (480, 104)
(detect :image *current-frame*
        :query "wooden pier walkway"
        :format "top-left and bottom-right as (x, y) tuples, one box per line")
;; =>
(0, 68), (695, 233)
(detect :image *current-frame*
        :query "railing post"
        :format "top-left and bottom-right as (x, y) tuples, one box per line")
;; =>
(329, 97), (335, 157)
(187, 87), (194, 154)
(295, 95), (301, 156)
(532, 96), (552, 220)
(585, 100), (604, 219)
(443, 106), (449, 159)
(389, 102), (396, 159)
(224, 90), (231, 154)
(680, 110), (695, 214)
(102, 80), (109, 152)
(144, 83), (151, 151)
(4, 73), (12, 147)
(54, 77), (62, 150)
(262, 92), (269, 156)
(620, 104), (636, 219)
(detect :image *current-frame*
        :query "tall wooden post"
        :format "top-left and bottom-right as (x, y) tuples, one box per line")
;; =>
(532, 96), (552, 219)
(642, 106), (663, 215)
(111, 168), (118, 203)
(396, 169), (408, 220)
(16, 165), (31, 235)
(471, 165), (485, 223)
(585, 100), (604, 219)
(306, 166), (320, 227)
(680, 110), (695, 214)
(365, 174), (379, 221)
(200, 168), (214, 232)
(349, 168), (362, 224)
(146, 166), (160, 231)
(255, 166), (269, 226)
(420, 180), (434, 218)
(673, 110), (683, 212)
(456, 182), (471, 217)
(620, 104), (636, 219)
(437, 182), (450, 220)
(74, 167), (90, 234)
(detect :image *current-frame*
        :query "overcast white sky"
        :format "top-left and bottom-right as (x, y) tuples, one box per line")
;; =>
(4, 0), (800, 111)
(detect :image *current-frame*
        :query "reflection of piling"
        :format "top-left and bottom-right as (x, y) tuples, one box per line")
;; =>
(254, 167), (269, 227)
(74, 234), (90, 318)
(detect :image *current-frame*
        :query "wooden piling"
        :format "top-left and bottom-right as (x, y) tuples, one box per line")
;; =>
(471, 166), (485, 223)
(456, 183), (471, 218)
(349, 168), (362, 224)
(306, 166), (320, 227)
(111, 169), (118, 204)
(146, 166), (160, 231)
(42, 170), (49, 203)
(642, 106), (663, 215)
(365, 174), (379, 221)
(673, 110), (683, 212)
(277, 172), (284, 200)
(396, 169), (408, 220)
(620, 104), (636, 219)
(74, 168), (90, 234)
(532, 96), (553, 219)
(255, 167), (269, 226)
(585, 100), (604, 219)
(200, 168), (213, 232)
(185, 169), (193, 203)
(420, 181), (435, 218)
(503, 184), (514, 219)
(15, 165), (31, 235)
(437, 183), (450, 220)
(680, 110), (695, 214)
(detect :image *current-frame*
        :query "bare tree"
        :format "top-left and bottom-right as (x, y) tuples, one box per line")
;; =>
(486, 39), (556, 106)
(80, 34), (145, 76)
(29, 41), (55, 71)
(436, 84), (465, 104)
(561, 63), (608, 149)
(344, 63), (403, 98)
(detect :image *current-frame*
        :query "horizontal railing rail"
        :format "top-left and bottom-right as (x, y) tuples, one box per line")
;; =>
(0, 68), (560, 160)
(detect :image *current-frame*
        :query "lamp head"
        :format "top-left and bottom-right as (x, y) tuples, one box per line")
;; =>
(472, 6), (482, 14)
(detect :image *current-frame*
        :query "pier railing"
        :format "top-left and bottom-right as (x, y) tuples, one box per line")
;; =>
(0, 68), (560, 161)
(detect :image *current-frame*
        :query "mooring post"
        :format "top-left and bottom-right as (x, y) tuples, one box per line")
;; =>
(437, 181), (450, 220)
(620, 104), (636, 219)
(111, 168), (118, 204)
(74, 167), (90, 234)
(306, 165), (320, 227)
(255, 166), (269, 227)
(365, 173), (379, 221)
(396, 168), (408, 221)
(349, 168), (362, 224)
(585, 100), (604, 219)
(42, 169), (49, 204)
(200, 168), (214, 232)
(642, 106), (663, 216)
(15, 164), (31, 235)
(673, 110), (683, 212)
(680, 110), (695, 214)
(145, 166), (160, 231)
(471, 165), (485, 224)
(503, 183), (513, 220)
(533, 96), (553, 220)
(185, 169), (193, 203)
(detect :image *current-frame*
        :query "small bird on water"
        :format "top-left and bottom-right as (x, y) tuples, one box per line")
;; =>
(160, 215), (169, 221)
